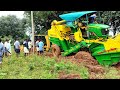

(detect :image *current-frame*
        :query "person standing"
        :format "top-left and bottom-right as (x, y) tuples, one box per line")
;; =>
(4, 39), (8, 57)
(23, 39), (29, 56)
(8, 40), (12, 55)
(0, 38), (4, 64)
(38, 39), (44, 55)
(4, 39), (11, 56)
(35, 39), (39, 55)
(28, 39), (32, 54)
(14, 38), (20, 57)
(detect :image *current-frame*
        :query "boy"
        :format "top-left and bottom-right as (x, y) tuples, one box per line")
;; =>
(38, 39), (44, 55)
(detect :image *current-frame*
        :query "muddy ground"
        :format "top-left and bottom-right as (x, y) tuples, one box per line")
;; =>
(44, 51), (120, 79)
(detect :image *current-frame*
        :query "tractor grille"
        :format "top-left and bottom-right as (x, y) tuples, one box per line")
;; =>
(101, 29), (109, 35)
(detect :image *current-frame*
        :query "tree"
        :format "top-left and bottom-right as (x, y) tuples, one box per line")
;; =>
(0, 15), (28, 40)
(24, 11), (71, 35)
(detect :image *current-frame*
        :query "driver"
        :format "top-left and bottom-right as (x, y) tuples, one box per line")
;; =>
(89, 14), (97, 24)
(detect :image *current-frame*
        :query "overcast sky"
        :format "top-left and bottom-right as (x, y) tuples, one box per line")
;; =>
(0, 11), (24, 19)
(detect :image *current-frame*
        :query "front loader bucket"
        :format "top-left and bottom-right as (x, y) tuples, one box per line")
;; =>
(90, 43), (120, 66)
(93, 52), (120, 66)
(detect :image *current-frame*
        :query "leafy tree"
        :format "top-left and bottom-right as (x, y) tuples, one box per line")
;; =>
(0, 15), (28, 40)
(24, 11), (71, 34)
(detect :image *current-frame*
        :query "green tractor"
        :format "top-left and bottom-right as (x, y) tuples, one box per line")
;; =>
(48, 11), (120, 66)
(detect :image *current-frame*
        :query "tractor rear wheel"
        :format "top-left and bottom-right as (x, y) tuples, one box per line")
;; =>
(51, 44), (61, 57)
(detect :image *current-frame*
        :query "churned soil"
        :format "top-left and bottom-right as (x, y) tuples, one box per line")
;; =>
(74, 51), (98, 65)
(88, 72), (104, 79)
(85, 65), (105, 74)
(58, 71), (81, 79)
(44, 52), (53, 58)
(59, 74), (81, 79)
(112, 62), (120, 70)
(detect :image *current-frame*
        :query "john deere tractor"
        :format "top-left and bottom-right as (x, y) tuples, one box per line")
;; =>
(48, 11), (120, 66)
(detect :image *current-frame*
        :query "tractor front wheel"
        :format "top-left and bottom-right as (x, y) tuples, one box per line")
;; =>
(51, 44), (61, 57)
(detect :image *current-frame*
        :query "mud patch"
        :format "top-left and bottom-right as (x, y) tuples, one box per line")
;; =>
(58, 71), (81, 79)
(44, 52), (53, 58)
(85, 65), (105, 74)
(59, 74), (81, 79)
(89, 72), (104, 79)
(113, 63), (120, 70)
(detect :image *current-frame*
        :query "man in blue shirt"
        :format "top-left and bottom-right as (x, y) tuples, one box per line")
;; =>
(14, 38), (20, 57)
(38, 39), (44, 54)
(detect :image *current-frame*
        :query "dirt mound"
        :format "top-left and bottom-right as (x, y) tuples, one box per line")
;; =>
(74, 51), (93, 60)
(45, 51), (98, 66)
(74, 51), (98, 65)
(85, 65), (105, 74)
(82, 59), (98, 66)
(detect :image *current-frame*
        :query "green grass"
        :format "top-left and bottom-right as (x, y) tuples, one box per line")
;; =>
(0, 50), (89, 79)
(0, 49), (120, 79)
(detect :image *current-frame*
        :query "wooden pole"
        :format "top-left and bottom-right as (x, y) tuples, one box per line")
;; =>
(86, 14), (89, 38)
(31, 11), (35, 54)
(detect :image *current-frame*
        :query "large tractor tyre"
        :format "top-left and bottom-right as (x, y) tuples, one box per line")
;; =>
(51, 44), (61, 57)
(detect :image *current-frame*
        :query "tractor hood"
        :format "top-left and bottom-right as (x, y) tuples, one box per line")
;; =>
(59, 11), (97, 22)
(88, 24), (110, 29)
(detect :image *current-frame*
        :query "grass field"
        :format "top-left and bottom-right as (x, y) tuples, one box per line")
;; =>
(1, 49), (120, 79)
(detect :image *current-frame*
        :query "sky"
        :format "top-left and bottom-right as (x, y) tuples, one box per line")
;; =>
(0, 11), (24, 19)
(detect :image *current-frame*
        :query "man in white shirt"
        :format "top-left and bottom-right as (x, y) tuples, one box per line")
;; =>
(4, 39), (11, 56)
(28, 40), (32, 54)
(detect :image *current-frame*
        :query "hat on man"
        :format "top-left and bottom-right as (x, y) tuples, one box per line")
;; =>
(90, 14), (97, 18)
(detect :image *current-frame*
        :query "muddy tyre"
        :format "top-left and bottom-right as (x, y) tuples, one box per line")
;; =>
(51, 44), (61, 57)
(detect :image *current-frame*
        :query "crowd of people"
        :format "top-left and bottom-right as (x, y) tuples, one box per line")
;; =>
(0, 38), (44, 64)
